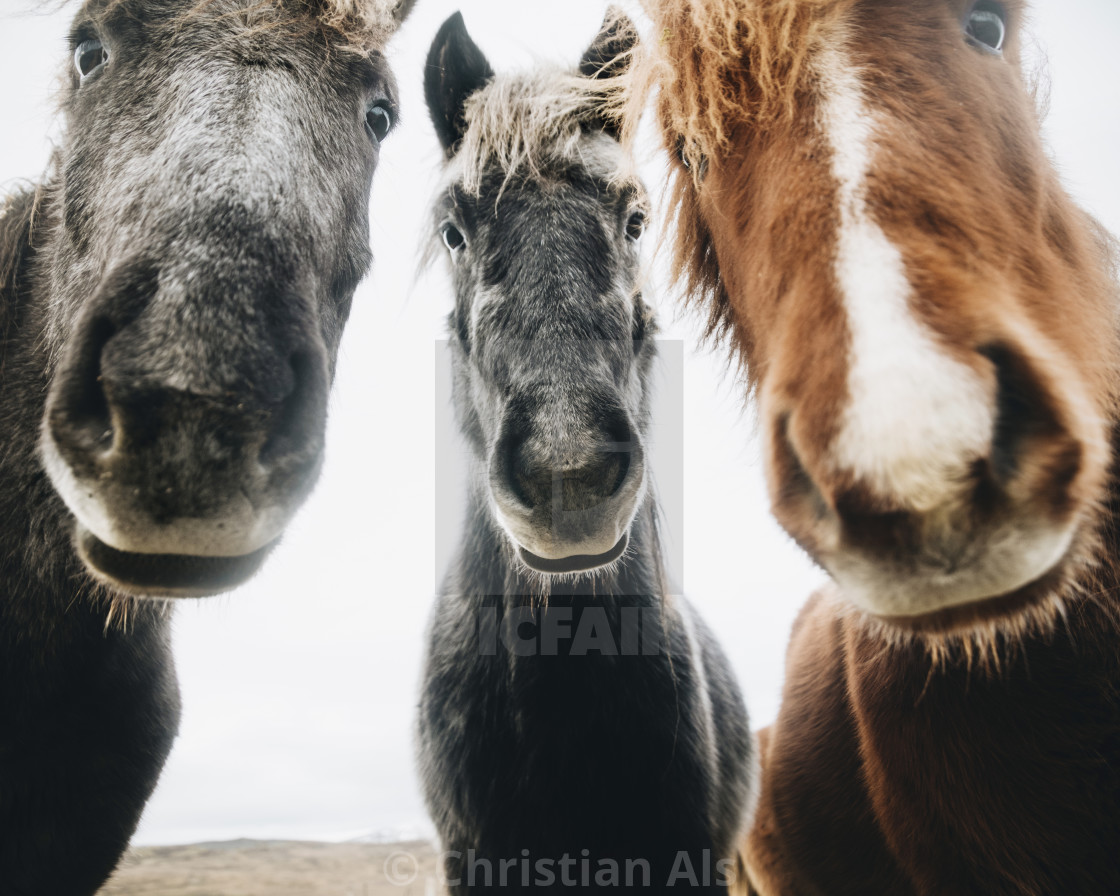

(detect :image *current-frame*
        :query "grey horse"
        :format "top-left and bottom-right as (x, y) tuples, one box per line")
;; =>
(417, 12), (755, 893)
(0, 0), (413, 890)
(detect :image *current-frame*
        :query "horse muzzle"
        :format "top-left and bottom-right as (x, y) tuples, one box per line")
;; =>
(41, 282), (330, 598)
(764, 341), (1108, 621)
(488, 403), (646, 575)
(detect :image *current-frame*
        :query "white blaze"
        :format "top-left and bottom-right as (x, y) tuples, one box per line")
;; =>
(817, 46), (993, 513)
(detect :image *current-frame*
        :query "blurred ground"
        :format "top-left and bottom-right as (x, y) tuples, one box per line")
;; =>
(101, 840), (440, 896)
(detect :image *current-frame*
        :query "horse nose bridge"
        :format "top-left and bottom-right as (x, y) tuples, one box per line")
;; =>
(152, 65), (334, 209)
(102, 308), (301, 407)
(91, 249), (324, 402)
(765, 316), (1000, 516)
(830, 351), (995, 513)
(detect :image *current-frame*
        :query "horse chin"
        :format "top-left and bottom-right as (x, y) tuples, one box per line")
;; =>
(866, 563), (1073, 638)
(518, 533), (629, 575)
(818, 502), (1077, 612)
(834, 540), (1080, 638)
(76, 526), (278, 599)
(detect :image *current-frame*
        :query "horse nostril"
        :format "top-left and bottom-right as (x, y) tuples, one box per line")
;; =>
(259, 349), (329, 470)
(593, 413), (634, 504)
(771, 413), (832, 521)
(49, 315), (117, 462)
(505, 432), (546, 510)
(557, 448), (631, 512)
(502, 409), (636, 513)
(981, 344), (1077, 488)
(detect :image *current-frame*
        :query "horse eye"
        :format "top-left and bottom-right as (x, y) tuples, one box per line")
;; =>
(365, 104), (393, 143)
(441, 223), (465, 253)
(74, 38), (108, 81)
(625, 211), (646, 242)
(676, 137), (691, 170)
(675, 137), (709, 182)
(965, 2), (1006, 53)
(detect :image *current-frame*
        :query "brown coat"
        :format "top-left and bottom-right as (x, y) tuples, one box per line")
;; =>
(747, 578), (1120, 895)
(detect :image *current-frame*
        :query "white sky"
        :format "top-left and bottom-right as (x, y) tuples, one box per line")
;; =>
(2, 0), (1118, 847)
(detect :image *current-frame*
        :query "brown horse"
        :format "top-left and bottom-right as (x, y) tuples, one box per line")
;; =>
(631, 1), (1120, 893)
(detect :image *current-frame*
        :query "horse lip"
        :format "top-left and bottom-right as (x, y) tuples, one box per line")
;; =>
(518, 533), (629, 574)
(76, 526), (276, 598)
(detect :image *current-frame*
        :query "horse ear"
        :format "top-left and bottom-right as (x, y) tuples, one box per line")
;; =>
(347, 0), (416, 35)
(578, 9), (637, 140)
(385, 0), (418, 30)
(425, 12), (494, 157)
(579, 9), (637, 81)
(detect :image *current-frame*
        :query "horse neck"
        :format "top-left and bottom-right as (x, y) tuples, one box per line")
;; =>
(1085, 417), (1120, 601)
(0, 184), (53, 487)
(0, 186), (169, 651)
(0, 186), (43, 348)
(451, 473), (666, 605)
(0, 185), (87, 623)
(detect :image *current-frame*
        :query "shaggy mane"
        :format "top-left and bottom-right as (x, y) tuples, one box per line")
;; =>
(234, 0), (410, 47)
(72, 0), (409, 49)
(624, 0), (853, 359)
(454, 65), (633, 196)
(0, 187), (42, 299)
(630, 0), (852, 168)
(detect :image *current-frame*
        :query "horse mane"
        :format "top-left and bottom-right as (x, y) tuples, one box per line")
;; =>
(72, 0), (408, 50)
(631, 0), (850, 163)
(453, 64), (634, 197)
(624, 0), (854, 363)
(241, 0), (412, 47)
(0, 185), (45, 307)
(622, 0), (1089, 374)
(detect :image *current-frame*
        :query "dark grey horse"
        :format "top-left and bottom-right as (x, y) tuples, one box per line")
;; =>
(418, 12), (754, 893)
(0, 0), (413, 890)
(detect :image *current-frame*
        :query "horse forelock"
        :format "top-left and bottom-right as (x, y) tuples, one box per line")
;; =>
(74, 0), (407, 49)
(452, 68), (635, 196)
(630, 0), (853, 167)
(623, 0), (851, 371)
(292, 0), (414, 46)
